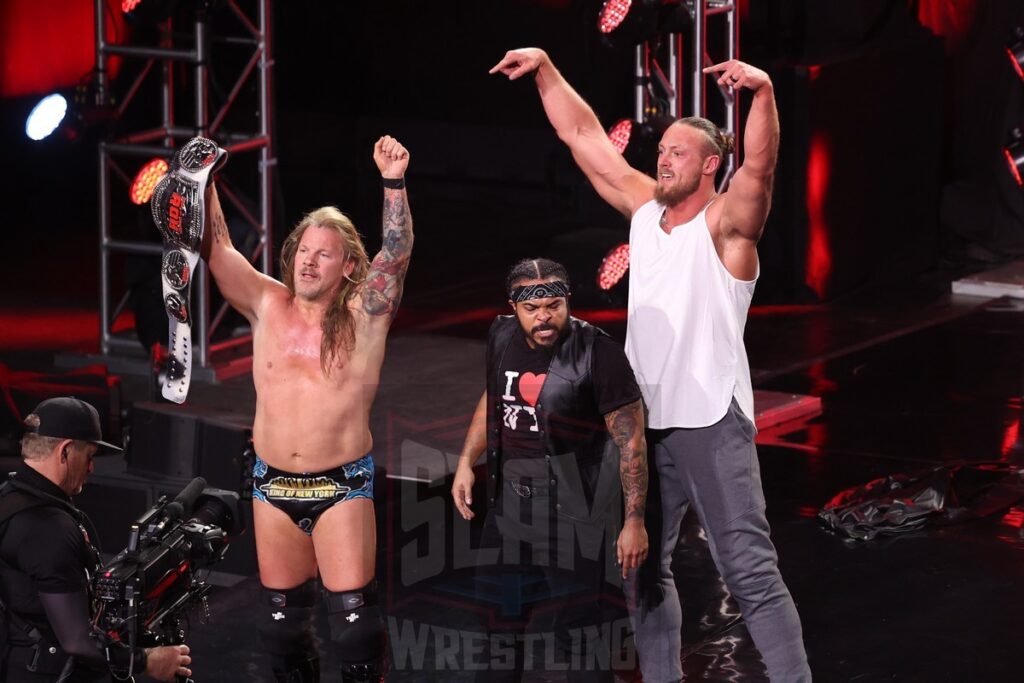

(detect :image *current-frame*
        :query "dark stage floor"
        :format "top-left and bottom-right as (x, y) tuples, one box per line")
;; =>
(2, 270), (1023, 682)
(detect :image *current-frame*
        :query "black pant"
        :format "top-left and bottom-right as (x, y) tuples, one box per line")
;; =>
(470, 476), (624, 683)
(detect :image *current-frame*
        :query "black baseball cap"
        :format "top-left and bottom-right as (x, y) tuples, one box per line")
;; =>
(26, 397), (123, 454)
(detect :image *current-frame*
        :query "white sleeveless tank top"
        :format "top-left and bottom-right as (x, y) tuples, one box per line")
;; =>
(625, 199), (757, 429)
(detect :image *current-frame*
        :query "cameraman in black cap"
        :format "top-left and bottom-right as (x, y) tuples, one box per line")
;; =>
(0, 397), (192, 682)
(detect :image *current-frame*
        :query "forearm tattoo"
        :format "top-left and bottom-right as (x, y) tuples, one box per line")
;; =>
(211, 197), (231, 247)
(607, 399), (648, 522)
(363, 188), (413, 317)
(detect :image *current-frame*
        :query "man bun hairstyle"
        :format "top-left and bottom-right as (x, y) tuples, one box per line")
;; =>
(675, 117), (735, 159)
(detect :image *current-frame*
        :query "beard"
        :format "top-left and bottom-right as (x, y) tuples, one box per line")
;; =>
(295, 282), (321, 301)
(294, 275), (334, 302)
(653, 172), (701, 207)
(529, 321), (567, 347)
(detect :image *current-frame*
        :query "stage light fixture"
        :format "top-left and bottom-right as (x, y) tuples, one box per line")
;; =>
(1008, 27), (1024, 83)
(608, 118), (634, 154)
(25, 79), (114, 143)
(598, 0), (633, 34)
(609, 118), (656, 170)
(597, 242), (630, 290)
(620, 115), (676, 174)
(597, 0), (694, 49)
(621, 120), (656, 171)
(1005, 128), (1024, 188)
(25, 94), (69, 141)
(130, 158), (170, 205)
(597, 0), (661, 49)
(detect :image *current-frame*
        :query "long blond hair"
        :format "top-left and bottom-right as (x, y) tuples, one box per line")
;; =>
(280, 206), (370, 374)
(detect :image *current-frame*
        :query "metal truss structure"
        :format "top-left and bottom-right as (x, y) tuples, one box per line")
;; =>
(633, 0), (741, 188)
(94, 0), (274, 372)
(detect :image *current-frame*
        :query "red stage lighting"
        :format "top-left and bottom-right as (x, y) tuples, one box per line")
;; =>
(597, 243), (630, 290)
(1005, 128), (1024, 188)
(1008, 27), (1024, 83)
(608, 119), (633, 154)
(131, 157), (169, 205)
(1005, 149), (1024, 188)
(596, 0), (666, 49)
(615, 115), (675, 174)
(597, 0), (689, 49)
(598, 0), (633, 34)
(122, 0), (178, 26)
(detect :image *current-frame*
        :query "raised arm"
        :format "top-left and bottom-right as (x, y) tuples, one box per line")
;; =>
(203, 183), (282, 323)
(491, 48), (654, 217)
(704, 60), (780, 244)
(360, 136), (414, 327)
(604, 398), (649, 578)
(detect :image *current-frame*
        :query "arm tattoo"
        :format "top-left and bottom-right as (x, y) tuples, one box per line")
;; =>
(212, 207), (231, 247)
(205, 185), (232, 247)
(606, 399), (648, 522)
(363, 188), (414, 317)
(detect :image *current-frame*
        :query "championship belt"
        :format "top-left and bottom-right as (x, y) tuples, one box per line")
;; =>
(150, 137), (228, 403)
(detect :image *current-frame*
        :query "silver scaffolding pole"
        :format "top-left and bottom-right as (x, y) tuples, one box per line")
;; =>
(94, 0), (274, 377)
(633, 1), (740, 188)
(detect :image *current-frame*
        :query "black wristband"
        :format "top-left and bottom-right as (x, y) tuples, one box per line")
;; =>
(381, 177), (405, 190)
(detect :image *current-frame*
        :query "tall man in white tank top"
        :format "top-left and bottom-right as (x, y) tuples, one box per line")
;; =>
(490, 49), (810, 682)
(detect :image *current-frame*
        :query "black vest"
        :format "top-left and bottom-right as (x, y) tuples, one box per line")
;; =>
(485, 316), (621, 523)
(0, 473), (98, 648)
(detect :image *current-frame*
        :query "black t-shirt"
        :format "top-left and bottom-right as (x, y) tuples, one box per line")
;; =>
(0, 467), (144, 679)
(498, 330), (642, 460)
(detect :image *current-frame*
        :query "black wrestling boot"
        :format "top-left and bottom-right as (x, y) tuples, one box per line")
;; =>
(271, 656), (320, 683)
(340, 661), (384, 683)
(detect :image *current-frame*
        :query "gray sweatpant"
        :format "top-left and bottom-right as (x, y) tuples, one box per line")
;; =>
(624, 399), (811, 682)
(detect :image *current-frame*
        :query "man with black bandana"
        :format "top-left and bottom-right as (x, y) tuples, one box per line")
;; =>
(451, 258), (648, 682)
(0, 397), (191, 682)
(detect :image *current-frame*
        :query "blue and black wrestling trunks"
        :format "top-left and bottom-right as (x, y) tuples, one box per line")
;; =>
(252, 453), (375, 534)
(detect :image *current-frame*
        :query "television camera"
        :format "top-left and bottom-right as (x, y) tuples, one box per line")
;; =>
(92, 477), (244, 679)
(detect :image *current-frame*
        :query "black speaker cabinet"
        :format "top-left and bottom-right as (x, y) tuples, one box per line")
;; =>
(127, 403), (201, 479)
(126, 401), (253, 493)
(197, 414), (254, 494)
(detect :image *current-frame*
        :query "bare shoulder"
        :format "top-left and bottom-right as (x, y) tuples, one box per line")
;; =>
(263, 280), (293, 305)
(254, 283), (292, 321)
(705, 194), (726, 234)
(706, 190), (760, 241)
(705, 193), (759, 279)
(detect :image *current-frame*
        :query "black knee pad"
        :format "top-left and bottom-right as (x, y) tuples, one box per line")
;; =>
(258, 581), (318, 658)
(324, 581), (386, 676)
